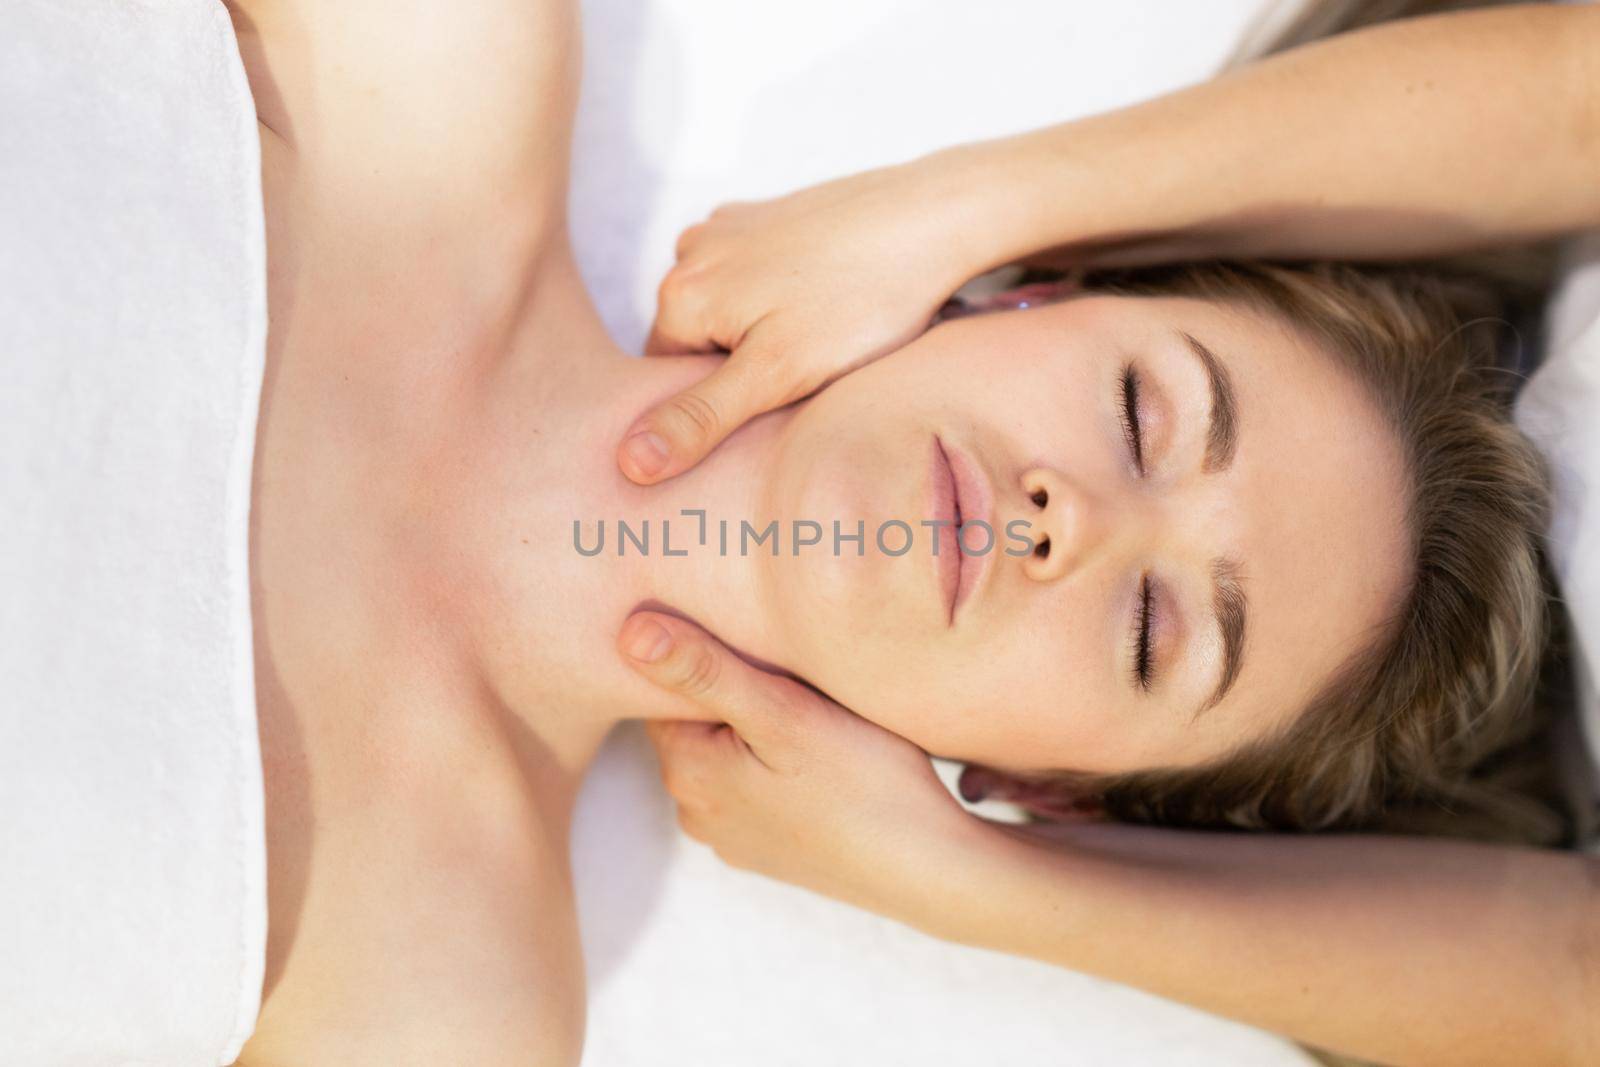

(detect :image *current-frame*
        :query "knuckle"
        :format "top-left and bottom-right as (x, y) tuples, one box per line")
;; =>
(665, 391), (722, 440)
(674, 223), (705, 258)
(664, 259), (708, 292)
(656, 267), (699, 311)
(668, 640), (723, 698)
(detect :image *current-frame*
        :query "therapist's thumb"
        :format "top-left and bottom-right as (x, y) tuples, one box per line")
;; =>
(618, 611), (813, 747)
(616, 337), (797, 485)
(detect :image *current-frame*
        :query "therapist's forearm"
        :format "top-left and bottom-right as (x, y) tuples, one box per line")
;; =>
(933, 4), (1600, 272)
(929, 821), (1598, 1067)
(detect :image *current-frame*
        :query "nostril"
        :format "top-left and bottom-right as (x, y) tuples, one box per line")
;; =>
(1031, 488), (1048, 508)
(1034, 536), (1050, 559)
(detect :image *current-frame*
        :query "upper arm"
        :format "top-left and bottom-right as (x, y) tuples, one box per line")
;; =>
(229, 0), (579, 239)
(1571, 8), (1600, 219)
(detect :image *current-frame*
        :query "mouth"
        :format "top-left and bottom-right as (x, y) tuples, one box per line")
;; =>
(930, 436), (995, 626)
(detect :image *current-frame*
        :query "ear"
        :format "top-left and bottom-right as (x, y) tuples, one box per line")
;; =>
(957, 764), (1104, 821)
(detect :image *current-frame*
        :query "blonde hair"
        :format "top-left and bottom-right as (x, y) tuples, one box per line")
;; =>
(1007, 260), (1572, 845)
(958, 0), (1582, 848)
(1031, 5), (1576, 1064)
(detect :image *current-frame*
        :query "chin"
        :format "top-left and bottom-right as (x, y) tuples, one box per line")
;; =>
(766, 406), (951, 668)
(769, 549), (924, 686)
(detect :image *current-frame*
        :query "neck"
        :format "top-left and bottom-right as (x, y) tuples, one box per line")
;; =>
(445, 281), (798, 774)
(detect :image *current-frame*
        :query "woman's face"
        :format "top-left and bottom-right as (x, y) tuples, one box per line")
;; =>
(755, 293), (1412, 774)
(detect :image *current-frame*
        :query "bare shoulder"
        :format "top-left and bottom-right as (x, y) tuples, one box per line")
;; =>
(226, 0), (579, 248)
(238, 800), (588, 1067)
(240, 692), (589, 1067)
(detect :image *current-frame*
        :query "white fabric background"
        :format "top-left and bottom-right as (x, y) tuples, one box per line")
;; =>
(0, 2), (267, 1064)
(0, 1), (1588, 1065)
(566, 3), (1316, 1065)
(1514, 233), (1600, 840)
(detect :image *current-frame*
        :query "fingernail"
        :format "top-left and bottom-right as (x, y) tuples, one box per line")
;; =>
(622, 430), (670, 478)
(624, 618), (674, 664)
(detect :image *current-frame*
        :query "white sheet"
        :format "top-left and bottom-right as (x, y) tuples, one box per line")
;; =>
(0, 1), (268, 1064)
(1514, 232), (1600, 842)
(567, 3), (1313, 1064)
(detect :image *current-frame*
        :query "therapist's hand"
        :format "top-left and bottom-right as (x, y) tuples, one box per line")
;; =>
(617, 610), (981, 928)
(616, 159), (983, 485)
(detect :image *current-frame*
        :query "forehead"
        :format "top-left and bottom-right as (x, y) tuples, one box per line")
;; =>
(1144, 294), (1414, 733)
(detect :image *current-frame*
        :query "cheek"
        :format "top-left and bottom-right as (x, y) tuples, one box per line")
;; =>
(919, 613), (1153, 774)
(809, 623), (1085, 769)
(842, 322), (1074, 424)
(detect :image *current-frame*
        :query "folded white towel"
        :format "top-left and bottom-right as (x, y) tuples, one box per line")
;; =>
(0, 2), (267, 1064)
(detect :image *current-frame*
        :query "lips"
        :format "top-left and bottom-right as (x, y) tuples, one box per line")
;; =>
(930, 437), (994, 625)
(930, 438), (961, 622)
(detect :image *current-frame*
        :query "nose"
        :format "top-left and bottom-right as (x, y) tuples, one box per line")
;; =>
(1017, 466), (1112, 583)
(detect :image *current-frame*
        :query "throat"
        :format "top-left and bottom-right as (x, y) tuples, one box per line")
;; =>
(447, 338), (796, 767)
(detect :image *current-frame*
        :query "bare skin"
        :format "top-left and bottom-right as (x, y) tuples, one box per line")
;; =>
(635, 615), (1600, 1067)
(618, 6), (1600, 1066)
(232, 2), (598, 1056)
(622, 4), (1600, 480)
(221, 2), (1505, 1063)
(225, 3), (755, 1061)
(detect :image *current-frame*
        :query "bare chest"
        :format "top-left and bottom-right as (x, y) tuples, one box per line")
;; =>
(241, 665), (588, 1066)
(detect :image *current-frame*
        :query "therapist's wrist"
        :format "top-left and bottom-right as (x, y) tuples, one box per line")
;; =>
(906, 126), (1186, 284)
(929, 108), (1234, 275)
(905, 141), (1048, 285)
(898, 810), (1088, 950)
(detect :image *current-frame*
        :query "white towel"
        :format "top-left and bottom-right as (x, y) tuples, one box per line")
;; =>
(0, 2), (267, 1064)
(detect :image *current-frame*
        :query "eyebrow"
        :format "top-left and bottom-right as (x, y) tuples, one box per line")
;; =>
(1177, 331), (1245, 721)
(1181, 331), (1238, 474)
(1193, 556), (1248, 722)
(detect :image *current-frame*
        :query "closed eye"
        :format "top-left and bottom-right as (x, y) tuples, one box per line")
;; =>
(1118, 363), (1145, 474)
(1117, 363), (1155, 690)
(1130, 574), (1155, 690)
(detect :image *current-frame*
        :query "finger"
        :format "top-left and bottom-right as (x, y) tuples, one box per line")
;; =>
(645, 718), (741, 801)
(643, 717), (720, 750)
(643, 321), (720, 356)
(647, 266), (717, 356)
(617, 611), (816, 749)
(644, 719), (744, 774)
(627, 672), (726, 724)
(616, 339), (794, 484)
(673, 222), (707, 260)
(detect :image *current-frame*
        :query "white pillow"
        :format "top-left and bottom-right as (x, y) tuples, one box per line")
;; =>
(1513, 232), (1600, 845)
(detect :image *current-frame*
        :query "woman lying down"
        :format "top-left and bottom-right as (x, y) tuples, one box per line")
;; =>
(10, 0), (1591, 1063)
(617, 4), (1600, 1066)
(227, 0), (1600, 1064)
